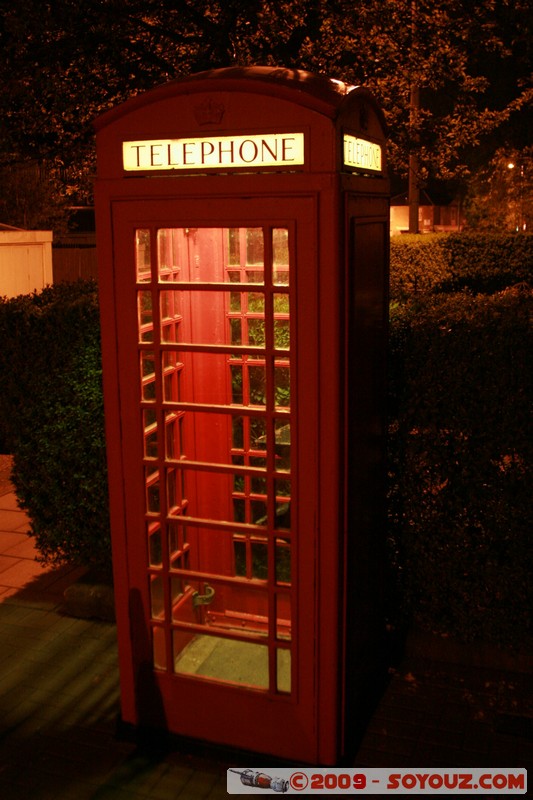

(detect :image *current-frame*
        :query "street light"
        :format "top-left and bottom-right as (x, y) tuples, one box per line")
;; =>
(507, 160), (526, 232)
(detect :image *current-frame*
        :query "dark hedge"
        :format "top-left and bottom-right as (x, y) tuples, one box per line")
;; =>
(0, 280), (110, 572)
(387, 284), (532, 646)
(0, 232), (531, 648)
(390, 232), (533, 300)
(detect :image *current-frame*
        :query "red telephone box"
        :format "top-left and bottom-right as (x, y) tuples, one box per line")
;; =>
(94, 66), (389, 765)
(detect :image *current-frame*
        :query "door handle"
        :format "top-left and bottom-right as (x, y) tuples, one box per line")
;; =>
(192, 584), (215, 608)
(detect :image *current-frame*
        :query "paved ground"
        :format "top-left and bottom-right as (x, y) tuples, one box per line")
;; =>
(0, 457), (531, 797)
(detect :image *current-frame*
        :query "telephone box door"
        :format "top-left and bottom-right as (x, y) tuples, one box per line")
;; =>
(109, 195), (322, 761)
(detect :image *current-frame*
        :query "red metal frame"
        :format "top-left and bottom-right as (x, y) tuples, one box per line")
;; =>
(95, 67), (389, 764)
(107, 196), (319, 760)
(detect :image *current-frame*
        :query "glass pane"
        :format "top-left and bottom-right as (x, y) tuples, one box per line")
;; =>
(159, 290), (268, 346)
(273, 293), (289, 314)
(170, 575), (185, 607)
(135, 229), (151, 282)
(166, 469), (272, 526)
(248, 365), (266, 405)
(156, 227), (269, 283)
(250, 416), (268, 451)
(274, 364), (290, 408)
(233, 497), (245, 523)
(174, 633), (269, 689)
(230, 365), (243, 403)
(228, 228), (240, 266)
(160, 290), (182, 342)
(161, 291), (227, 345)
(146, 468), (160, 513)
(274, 319), (290, 350)
(251, 499), (268, 526)
(247, 319), (266, 347)
(247, 291), (265, 312)
(162, 352), (269, 406)
(251, 474), (267, 494)
(275, 499), (290, 530)
(245, 269), (264, 283)
(233, 536), (268, 580)
(168, 520), (189, 569)
(160, 228), (224, 282)
(273, 228), (290, 286)
(138, 291), (153, 342)
(167, 467), (185, 513)
(246, 228), (264, 265)
(148, 523), (163, 567)
(140, 351), (156, 401)
(162, 354), (183, 403)
(170, 575), (187, 621)
(275, 477), (291, 497)
(165, 411), (184, 460)
(273, 268), (290, 287)
(225, 413), (267, 460)
(171, 578), (269, 626)
(232, 416), (244, 449)
(158, 228), (184, 281)
(233, 539), (246, 576)
(227, 228), (265, 281)
(143, 409), (158, 459)
(167, 410), (251, 466)
(277, 648), (291, 693)
(275, 538), (291, 584)
(251, 540), (268, 579)
(144, 407), (157, 426)
(229, 291), (241, 312)
(229, 318), (242, 346)
(274, 421), (291, 472)
(249, 455), (267, 468)
(150, 574), (165, 619)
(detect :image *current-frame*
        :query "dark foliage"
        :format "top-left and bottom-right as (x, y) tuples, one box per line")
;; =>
(0, 281), (110, 572)
(0, 231), (531, 647)
(387, 237), (532, 647)
(390, 232), (533, 300)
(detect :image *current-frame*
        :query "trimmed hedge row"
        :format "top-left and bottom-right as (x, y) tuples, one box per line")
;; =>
(0, 232), (530, 647)
(390, 232), (533, 299)
(387, 285), (532, 646)
(0, 281), (110, 572)
(388, 233), (532, 648)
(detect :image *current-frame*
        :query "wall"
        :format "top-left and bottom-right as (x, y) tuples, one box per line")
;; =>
(390, 204), (463, 235)
(53, 233), (98, 283)
(0, 230), (53, 297)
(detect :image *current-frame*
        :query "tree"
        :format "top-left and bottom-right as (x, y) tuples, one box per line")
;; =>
(0, 0), (530, 216)
(306, 1), (530, 180)
(0, 160), (72, 234)
(464, 146), (533, 231)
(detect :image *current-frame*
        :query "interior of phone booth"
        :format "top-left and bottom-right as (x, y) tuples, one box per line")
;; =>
(139, 224), (293, 691)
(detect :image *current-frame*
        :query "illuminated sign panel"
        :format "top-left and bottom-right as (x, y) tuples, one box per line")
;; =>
(123, 133), (305, 171)
(343, 135), (382, 172)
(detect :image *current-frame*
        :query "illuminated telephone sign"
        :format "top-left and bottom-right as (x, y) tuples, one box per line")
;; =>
(123, 132), (305, 171)
(343, 134), (382, 172)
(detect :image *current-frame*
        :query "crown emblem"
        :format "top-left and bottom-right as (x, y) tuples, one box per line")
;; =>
(194, 98), (225, 126)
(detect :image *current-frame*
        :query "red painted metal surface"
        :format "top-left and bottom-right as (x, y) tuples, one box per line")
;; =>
(94, 67), (389, 764)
